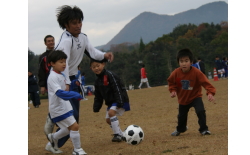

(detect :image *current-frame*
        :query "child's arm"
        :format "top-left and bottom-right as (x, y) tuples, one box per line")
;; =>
(55, 90), (83, 101)
(198, 73), (216, 103)
(167, 70), (178, 98)
(93, 85), (103, 112)
(107, 72), (125, 108)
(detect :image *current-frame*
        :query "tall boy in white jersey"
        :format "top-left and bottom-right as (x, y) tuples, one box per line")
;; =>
(44, 5), (114, 152)
(47, 50), (87, 155)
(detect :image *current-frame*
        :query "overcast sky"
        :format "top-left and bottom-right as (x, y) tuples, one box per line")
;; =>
(28, 0), (228, 55)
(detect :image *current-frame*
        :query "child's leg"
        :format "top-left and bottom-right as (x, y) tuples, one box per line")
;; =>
(108, 109), (123, 136)
(138, 82), (143, 88)
(192, 97), (208, 132)
(177, 104), (190, 132)
(51, 127), (69, 149)
(68, 122), (81, 150)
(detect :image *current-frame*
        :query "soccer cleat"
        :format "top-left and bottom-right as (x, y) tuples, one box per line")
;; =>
(201, 130), (211, 135)
(45, 142), (63, 154)
(171, 126), (188, 136)
(72, 148), (87, 155)
(112, 134), (123, 142)
(47, 133), (59, 150)
(171, 130), (181, 136)
(44, 115), (55, 135)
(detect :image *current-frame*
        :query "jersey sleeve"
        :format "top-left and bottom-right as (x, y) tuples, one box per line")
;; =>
(167, 70), (178, 93)
(48, 75), (62, 94)
(85, 36), (105, 61)
(56, 89), (83, 100)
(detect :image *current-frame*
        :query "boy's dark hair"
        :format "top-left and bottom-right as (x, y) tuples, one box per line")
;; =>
(89, 58), (107, 66)
(197, 57), (201, 60)
(141, 64), (145, 67)
(47, 50), (67, 64)
(56, 5), (84, 30)
(176, 48), (193, 63)
(81, 72), (85, 76)
(44, 35), (54, 43)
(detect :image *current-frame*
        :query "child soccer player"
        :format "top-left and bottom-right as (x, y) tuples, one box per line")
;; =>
(167, 48), (216, 136)
(90, 59), (130, 142)
(46, 50), (87, 155)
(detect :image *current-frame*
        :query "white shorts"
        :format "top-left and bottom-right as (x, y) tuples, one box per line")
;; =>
(218, 69), (225, 73)
(105, 106), (125, 119)
(140, 78), (148, 83)
(56, 115), (76, 129)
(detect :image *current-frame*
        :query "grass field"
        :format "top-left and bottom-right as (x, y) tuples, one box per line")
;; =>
(28, 79), (228, 155)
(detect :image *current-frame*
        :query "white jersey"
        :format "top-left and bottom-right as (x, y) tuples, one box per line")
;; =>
(55, 31), (105, 84)
(47, 71), (73, 120)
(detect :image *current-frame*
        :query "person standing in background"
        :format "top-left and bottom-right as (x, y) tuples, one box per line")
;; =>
(138, 64), (151, 89)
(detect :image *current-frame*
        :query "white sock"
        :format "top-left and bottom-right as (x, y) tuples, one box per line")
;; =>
(110, 116), (123, 135)
(53, 127), (69, 140)
(70, 130), (81, 150)
(52, 128), (69, 149)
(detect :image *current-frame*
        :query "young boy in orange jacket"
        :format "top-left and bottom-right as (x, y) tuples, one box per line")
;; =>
(167, 48), (216, 136)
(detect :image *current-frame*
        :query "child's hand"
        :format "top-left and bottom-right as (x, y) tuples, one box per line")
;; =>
(208, 94), (216, 103)
(170, 91), (177, 98)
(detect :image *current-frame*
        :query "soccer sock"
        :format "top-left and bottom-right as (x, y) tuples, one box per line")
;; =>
(110, 116), (123, 135)
(70, 130), (81, 150)
(52, 127), (69, 149)
(146, 82), (150, 87)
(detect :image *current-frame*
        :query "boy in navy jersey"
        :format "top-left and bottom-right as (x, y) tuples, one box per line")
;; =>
(90, 59), (130, 142)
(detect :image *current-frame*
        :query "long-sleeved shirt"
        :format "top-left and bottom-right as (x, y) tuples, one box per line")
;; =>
(55, 31), (105, 85)
(167, 66), (216, 105)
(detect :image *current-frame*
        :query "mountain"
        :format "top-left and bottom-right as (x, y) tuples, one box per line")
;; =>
(97, 1), (228, 51)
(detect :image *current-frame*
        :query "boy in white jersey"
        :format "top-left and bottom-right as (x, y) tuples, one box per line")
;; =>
(47, 50), (87, 155)
(44, 5), (114, 151)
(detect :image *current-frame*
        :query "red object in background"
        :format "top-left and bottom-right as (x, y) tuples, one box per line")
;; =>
(213, 68), (219, 81)
(141, 68), (147, 78)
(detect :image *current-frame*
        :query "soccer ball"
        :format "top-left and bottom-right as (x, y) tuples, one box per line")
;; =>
(123, 125), (144, 145)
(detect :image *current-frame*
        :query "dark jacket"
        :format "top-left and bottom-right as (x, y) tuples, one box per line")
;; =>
(38, 49), (52, 88)
(93, 69), (129, 112)
(198, 61), (206, 75)
(28, 74), (39, 93)
(215, 59), (223, 70)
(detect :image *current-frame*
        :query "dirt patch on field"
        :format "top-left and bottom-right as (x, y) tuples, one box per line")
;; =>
(28, 79), (228, 155)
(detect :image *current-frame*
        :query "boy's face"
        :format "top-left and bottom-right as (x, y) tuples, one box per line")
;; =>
(51, 59), (66, 72)
(179, 56), (192, 73)
(90, 62), (105, 75)
(65, 19), (82, 37)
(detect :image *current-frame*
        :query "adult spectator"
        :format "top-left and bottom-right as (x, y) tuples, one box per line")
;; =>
(38, 35), (55, 95)
(215, 56), (224, 79)
(197, 57), (206, 75)
(28, 71), (41, 108)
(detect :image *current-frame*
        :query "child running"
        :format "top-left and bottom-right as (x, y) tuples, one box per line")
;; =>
(90, 59), (130, 142)
(167, 48), (216, 136)
(46, 50), (87, 155)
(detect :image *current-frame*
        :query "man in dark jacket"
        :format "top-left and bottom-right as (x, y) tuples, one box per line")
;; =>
(38, 35), (55, 94)
(28, 71), (41, 108)
(197, 57), (206, 75)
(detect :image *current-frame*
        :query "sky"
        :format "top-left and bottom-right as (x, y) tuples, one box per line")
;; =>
(28, 0), (228, 55)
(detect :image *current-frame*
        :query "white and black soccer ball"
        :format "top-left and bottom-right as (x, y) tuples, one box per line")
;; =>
(123, 125), (144, 145)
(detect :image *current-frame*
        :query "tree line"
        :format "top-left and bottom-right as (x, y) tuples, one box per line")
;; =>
(28, 21), (228, 89)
